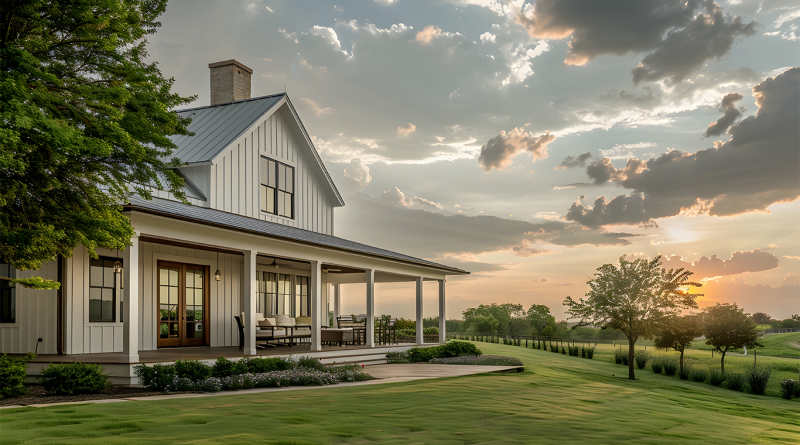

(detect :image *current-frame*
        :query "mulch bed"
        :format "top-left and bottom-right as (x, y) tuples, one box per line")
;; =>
(1, 385), (195, 407)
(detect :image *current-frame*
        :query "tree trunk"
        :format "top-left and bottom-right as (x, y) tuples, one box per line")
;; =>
(721, 351), (726, 373)
(628, 341), (635, 380)
(679, 348), (685, 375)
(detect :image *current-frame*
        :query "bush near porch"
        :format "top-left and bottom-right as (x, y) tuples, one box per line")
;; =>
(134, 356), (371, 393)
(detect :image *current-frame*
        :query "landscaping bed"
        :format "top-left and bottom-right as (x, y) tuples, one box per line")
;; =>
(386, 340), (523, 367)
(0, 384), (193, 407)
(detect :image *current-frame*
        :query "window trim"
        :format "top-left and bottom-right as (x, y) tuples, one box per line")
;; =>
(88, 256), (122, 323)
(260, 156), (295, 220)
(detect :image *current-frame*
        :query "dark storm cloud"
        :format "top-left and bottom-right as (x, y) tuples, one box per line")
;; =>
(704, 93), (744, 137)
(555, 152), (592, 170)
(478, 128), (556, 171)
(565, 68), (800, 227)
(517, 0), (757, 84)
(662, 249), (780, 280)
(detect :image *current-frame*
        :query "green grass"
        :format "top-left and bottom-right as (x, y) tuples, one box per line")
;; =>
(688, 332), (800, 358)
(1, 342), (798, 444)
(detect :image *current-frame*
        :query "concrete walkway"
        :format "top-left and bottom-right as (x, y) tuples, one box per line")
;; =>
(1, 364), (522, 409)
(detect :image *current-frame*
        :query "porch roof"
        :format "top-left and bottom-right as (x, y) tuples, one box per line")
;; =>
(124, 196), (469, 275)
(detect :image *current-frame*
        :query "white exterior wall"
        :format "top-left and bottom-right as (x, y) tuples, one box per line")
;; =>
(208, 108), (335, 235)
(0, 261), (59, 354)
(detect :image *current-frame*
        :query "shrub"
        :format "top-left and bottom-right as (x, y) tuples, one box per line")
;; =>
(134, 363), (176, 391)
(726, 372), (746, 391)
(297, 356), (324, 371)
(242, 357), (294, 373)
(580, 347), (586, 358)
(407, 341), (482, 363)
(0, 353), (36, 399)
(386, 351), (409, 364)
(663, 357), (678, 376)
(690, 368), (708, 383)
(211, 357), (247, 377)
(423, 326), (439, 335)
(587, 347), (595, 359)
(634, 350), (650, 370)
(745, 364), (772, 395)
(708, 369), (725, 386)
(174, 360), (212, 381)
(561, 345), (567, 355)
(614, 349), (624, 364)
(428, 355), (523, 366)
(678, 363), (692, 380)
(780, 379), (796, 400)
(651, 358), (664, 374)
(39, 362), (111, 395)
(327, 364), (373, 382)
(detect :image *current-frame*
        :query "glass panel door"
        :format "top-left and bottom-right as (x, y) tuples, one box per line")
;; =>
(157, 262), (208, 347)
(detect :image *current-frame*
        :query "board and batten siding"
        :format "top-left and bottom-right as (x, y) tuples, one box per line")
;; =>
(208, 108), (335, 235)
(0, 261), (59, 355)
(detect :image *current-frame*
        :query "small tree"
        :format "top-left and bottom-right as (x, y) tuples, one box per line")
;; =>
(527, 304), (555, 342)
(703, 303), (763, 373)
(751, 312), (772, 325)
(564, 255), (701, 380)
(653, 314), (702, 375)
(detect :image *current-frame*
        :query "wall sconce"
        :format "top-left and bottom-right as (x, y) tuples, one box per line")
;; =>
(113, 247), (122, 274)
(215, 252), (222, 281)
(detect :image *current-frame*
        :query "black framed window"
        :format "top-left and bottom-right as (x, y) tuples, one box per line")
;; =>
(89, 257), (120, 322)
(260, 157), (294, 219)
(0, 261), (15, 324)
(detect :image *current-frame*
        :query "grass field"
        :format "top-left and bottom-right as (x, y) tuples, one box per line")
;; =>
(2, 343), (798, 444)
(688, 332), (800, 358)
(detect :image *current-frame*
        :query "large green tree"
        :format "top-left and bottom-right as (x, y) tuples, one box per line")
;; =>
(564, 255), (702, 380)
(0, 0), (194, 288)
(526, 304), (555, 339)
(463, 303), (526, 335)
(653, 314), (703, 375)
(702, 303), (763, 373)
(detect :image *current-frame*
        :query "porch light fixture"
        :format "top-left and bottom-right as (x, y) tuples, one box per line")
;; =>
(214, 252), (222, 281)
(271, 257), (279, 269)
(113, 247), (123, 274)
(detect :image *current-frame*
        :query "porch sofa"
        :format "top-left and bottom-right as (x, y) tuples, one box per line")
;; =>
(235, 314), (312, 348)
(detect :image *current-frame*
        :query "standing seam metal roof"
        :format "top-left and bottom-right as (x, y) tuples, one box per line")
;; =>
(125, 196), (468, 274)
(169, 94), (284, 164)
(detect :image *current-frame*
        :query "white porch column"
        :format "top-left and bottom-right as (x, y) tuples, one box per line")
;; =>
(439, 279), (446, 344)
(365, 269), (375, 347)
(333, 284), (341, 323)
(122, 233), (139, 363)
(310, 260), (322, 351)
(243, 250), (257, 356)
(416, 277), (424, 345)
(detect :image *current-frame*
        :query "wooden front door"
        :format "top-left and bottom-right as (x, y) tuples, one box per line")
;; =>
(157, 261), (209, 347)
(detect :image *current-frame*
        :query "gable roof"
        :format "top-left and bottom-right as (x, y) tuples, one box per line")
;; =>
(125, 196), (468, 275)
(169, 94), (344, 207)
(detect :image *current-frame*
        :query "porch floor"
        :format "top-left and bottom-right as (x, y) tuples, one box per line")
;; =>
(29, 343), (422, 365)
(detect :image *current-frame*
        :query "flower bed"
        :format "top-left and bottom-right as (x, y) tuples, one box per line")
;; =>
(428, 355), (523, 366)
(134, 357), (371, 393)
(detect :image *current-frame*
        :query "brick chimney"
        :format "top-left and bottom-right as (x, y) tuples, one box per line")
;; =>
(208, 59), (253, 105)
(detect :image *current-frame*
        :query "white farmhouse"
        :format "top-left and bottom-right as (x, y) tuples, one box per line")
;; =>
(0, 60), (467, 381)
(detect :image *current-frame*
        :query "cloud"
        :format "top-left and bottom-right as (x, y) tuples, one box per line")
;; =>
(416, 25), (442, 44)
(278, 28), (299, 44)
(699, 273), (798, 318)
(517, 0), (758, 84)
(661, 249), (780, 280)
(300, 97), (332, 116)
(311, 26), (349, 56)
(379, 187), (444, 212)
(599, 88), (661, 110)
(555, 152), (592, 170)
(501, 40), (550, 86)
(478, 128), (556, 171)
(341, 158), (372, 192)
(397, 123), (417, 137)
(704, 93), (744, 137)
(335, 193), (639, 260)
(374, 0), (397, 5)
(566, 68), (800, 227)
(511, 240), (554, 257)
(783, 255), (800, 260)
(600, 142), (657, 160)
(533, 278), (549, 282)
(480, 32), (497, 43)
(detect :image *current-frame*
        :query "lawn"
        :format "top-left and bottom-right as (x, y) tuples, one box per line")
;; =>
(688, 332), (800, 358)
(1, 342), (798, 444)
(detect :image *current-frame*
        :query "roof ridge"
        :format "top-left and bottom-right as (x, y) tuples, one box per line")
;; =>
(175, 93), (286, 113)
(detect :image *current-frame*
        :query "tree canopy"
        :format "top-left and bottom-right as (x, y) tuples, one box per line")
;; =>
(653, 314), (702, 374)
(526, 304), (555, 336)
(564, 255), (702, 379)
(703, 303), (763, 373)
(0, 0), (194, 288)
(463, 303), (526, 335)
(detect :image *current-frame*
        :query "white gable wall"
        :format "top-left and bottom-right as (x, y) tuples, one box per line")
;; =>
(208, 106), (335, 235)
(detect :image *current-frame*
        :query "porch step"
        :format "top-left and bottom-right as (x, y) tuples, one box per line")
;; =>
(319, 352), (389, 366)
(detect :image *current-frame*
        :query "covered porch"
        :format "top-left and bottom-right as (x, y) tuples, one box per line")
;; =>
(99, 197), (464, 366)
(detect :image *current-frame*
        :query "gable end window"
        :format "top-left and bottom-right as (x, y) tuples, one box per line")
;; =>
(89, 257), (121, 322)
(260, 157), (294, 219)
(0, 261), (16, 324)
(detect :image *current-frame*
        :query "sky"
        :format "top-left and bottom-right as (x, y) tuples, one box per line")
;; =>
(147, 0), (800, 321)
